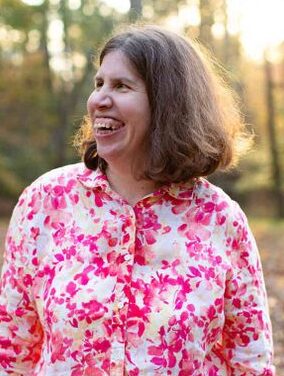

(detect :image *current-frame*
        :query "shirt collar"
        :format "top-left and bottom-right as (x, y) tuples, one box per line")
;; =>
(164, 179), (197, 200)
(77, 166), (109, 190)
(77, 166), (197, 201)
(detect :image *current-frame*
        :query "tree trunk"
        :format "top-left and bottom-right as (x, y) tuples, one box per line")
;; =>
(199, 0), (214, 49)
(53, 0), (70, 166)
(264, 55), (284, 217)
(51, 0), (95, 167)
(129, 0), (142, 22)
(40, 0), (53, 93)
(221, 0), (229, 66)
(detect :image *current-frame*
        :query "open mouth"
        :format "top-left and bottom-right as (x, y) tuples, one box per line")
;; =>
(93, 119), (125, 135)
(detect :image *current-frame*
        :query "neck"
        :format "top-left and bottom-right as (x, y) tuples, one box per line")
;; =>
(106, 165), (158, 206)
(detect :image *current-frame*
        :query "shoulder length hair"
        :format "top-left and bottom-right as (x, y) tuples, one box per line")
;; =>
(75, 25), (252, 184)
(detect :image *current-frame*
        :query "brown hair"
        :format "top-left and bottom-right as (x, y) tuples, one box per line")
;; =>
(75, 25), (252, 184)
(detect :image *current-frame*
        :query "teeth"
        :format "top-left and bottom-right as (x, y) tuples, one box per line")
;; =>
(93, 122), (119, 130)
(94, 122), (110, 129)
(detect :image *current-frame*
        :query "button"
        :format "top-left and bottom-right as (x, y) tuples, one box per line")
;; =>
(117, 301), (124, 309)
(124, 254), (132, 261)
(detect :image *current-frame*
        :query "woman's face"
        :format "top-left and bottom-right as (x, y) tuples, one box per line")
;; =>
(87, 50), (151, 168)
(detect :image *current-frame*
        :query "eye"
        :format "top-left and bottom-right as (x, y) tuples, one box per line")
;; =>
(115, 82), (128, 90)
(95, 80), (103, 90)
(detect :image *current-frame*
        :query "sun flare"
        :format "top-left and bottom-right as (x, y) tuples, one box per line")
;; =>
(229, 0), (284, 61)
(20, 0), (284, 62)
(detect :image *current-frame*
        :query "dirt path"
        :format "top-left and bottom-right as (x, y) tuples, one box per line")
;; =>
(0, 219), (283, 374)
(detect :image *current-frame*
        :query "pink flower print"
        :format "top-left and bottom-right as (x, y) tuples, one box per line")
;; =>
(71, 359), (106, 376)
(83, 332), (111, 354)
(65, 178), (77, 193)
(22, 273), (33, 288)
(75, 299), (107, 323)
(70, 193), (79, 205)
(27, 191), (42, 220)
(94, 192), (103, 207)
(145, 231), (157, 245)
(50, 330), (73, 363)
(0, 166), (274, 375)
(207, 305), (217, 321)
(127, 303), (151, 322)
(178, 349), (201, 374)
(30, 227), (40, 240)
(179, 223), (211, 260)
(135, 208), (157, 229)
(52, 185), (64, 196)
(62, 245), (77, 260)
(188, 266), (202, 278)
(171, 200), (189, 215)
(125, 320), (146, 348)
(203, 202), (215, 213)
(135, 242), (156, 266)
(50, 185), (68, 210)
(80, 366), (105, 376)
(148, 319), (190, 370)
(74, 265), (95, 286)
(51, 222), (66, 246)
(216, 212), (226, 225)
(194, 209), (212, 226)
(128, 368), (140, 376)
(161, 259), (181, 276)
(174, 276), (193, 310)
(208, 365), (219, 376)
(42, 185), (66, 211)
(66, 281), (78, 297)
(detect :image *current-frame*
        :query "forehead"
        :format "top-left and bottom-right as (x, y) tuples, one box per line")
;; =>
(96, 50), (139, 79)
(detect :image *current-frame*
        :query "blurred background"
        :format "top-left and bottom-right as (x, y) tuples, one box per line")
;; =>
(0, 0), (283, 372)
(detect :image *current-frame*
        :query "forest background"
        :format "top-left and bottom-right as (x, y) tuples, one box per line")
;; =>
(0, 0), (283, 372)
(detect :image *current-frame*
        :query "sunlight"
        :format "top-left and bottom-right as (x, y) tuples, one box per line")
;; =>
(68, 0), (81, 10)
(21, 0), (284, 63)
(233, 0), (284, 61)
(48, 19), (64, 55)
(101, 0), (130, 14)
(165, 0), (284, 62)
(164, 3), (200, 34)
(21, 0), (44, 5)
(21, 0), (130, 12)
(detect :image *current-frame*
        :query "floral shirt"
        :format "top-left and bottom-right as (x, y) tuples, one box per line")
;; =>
(0, 163), (274, 376)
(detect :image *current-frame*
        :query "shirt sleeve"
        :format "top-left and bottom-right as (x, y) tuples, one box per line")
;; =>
(221, 203), (275, 375)
(0, 186), (43, 375)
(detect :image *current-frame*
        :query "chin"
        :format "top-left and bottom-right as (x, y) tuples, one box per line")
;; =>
(97, 149), (125, 165)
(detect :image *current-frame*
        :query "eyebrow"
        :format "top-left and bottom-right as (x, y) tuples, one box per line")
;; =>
(94, 75), (138, 86)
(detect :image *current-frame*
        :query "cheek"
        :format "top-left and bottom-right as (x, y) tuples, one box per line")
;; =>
(131, 95), (151, 123)
(140, 101), (151, 128)
(86, 92), (95, 113)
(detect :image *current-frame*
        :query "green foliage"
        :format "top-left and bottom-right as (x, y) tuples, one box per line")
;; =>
(0, 155), (23, 198)
(144, 0), (187, 18)
(0, 0), (34, 31)
(0, 0), (283, 216)
(0, 0), (122, 198)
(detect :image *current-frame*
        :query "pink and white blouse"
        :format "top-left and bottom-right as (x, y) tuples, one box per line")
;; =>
(0, 163), (274, 375)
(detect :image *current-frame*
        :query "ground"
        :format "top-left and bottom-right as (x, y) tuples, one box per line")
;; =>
(0, 218), (283, 374)
(250, 218), (284, 374)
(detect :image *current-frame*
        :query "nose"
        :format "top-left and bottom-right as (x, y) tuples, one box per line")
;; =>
(87, 88), (112, 114)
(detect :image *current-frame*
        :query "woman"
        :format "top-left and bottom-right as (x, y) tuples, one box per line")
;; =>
(0, 25), (274, 375)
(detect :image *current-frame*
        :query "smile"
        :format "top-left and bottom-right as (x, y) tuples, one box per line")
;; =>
(93, 119), (126, 136)
(94, 122), (125, 131)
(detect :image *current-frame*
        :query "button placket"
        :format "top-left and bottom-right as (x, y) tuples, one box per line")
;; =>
(110, 207), (136, 376)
